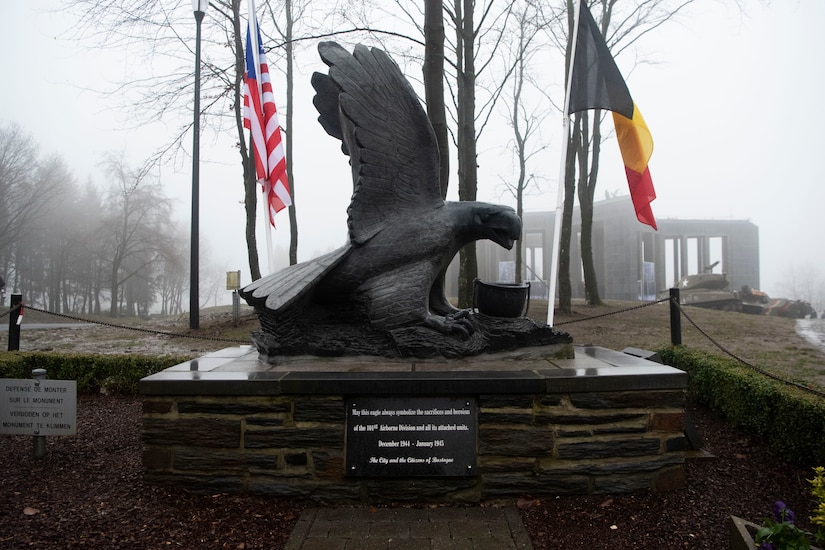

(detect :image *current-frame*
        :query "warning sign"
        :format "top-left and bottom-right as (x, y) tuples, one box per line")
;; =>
(0, 379), (77, 436)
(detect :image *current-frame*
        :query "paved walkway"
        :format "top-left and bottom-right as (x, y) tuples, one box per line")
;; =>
(284, 506), (533, 550)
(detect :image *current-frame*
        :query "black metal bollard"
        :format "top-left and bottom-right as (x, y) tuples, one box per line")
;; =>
(669, 288), (682, 346)
(8, 293), (22, 351)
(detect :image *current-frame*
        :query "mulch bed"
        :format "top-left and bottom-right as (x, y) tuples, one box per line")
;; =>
(519, 405), (816, 549)
(0, 394), (817, 549)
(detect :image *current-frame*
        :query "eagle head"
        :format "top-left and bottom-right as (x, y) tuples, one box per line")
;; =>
(466, 202), (522, 250)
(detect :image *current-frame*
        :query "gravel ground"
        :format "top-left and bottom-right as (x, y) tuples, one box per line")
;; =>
(0, 394), (817, 549)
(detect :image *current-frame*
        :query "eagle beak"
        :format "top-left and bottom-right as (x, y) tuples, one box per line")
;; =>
(488, 209), (521, 250)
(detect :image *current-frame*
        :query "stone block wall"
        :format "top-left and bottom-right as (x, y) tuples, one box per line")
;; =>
(142, 388), (685, 503)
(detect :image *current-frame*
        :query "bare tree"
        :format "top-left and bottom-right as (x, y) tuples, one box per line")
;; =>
(99, 156), (174, 317)
(38, 157), (82, 313)
(558, 109), (580, 313)
(497, 1), (556, 284)
(219, 0), (265, 280)
(780, 263), (825, 314)
(0, 123), (64, 266)
(343, 1), (525, 306)
(543, 0), (698, 311)
(281, 0), (301, 266)
(62, 1), (233, 164)
(443, 1), (518, 306)
(572, 0), (697, 306)
(451, 0), (477, 307)
(157, 244), (188, 316)
(0, 124), (80, 309)
(423, 0), (449, 199)
(62, 0), (285, 280)
(75, 181), (108, 314)
(264, 0), (316, 266)
(0, 122), (191, 316)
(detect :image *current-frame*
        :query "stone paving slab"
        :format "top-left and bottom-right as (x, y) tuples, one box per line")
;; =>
(284, 506), (533, 550)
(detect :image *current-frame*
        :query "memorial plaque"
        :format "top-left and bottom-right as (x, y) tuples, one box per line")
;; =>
(0, 379), (77, 436)
(346, 396), (477, 477)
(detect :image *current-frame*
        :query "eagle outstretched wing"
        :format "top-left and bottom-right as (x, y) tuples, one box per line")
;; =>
(241, 245), (350, 313)
(311, 42), (444, 245)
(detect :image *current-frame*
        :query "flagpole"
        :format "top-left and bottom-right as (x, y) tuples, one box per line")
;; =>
(547, 0), (583, 327)
(263, 183), (275, 273)
(247, 0), (261, 120)
(247, 0), (275, 274)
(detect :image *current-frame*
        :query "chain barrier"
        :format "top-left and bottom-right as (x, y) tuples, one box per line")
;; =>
(670, 297), (825, 399)
(554, 298), (669, 326)
(4, 299), (825, 398)
(538, 297), (825, 399)
(2, 303), (249, 345)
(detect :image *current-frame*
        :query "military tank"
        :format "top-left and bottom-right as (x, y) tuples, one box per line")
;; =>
(664, 264), (818, 318)
(762, 298), (818, 319)
(665, 263), (742, 312)
(740, 286), (817, 318)
(739, 285), (770, 315)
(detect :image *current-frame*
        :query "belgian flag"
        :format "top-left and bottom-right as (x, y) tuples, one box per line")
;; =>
(568, 0), (657, 230)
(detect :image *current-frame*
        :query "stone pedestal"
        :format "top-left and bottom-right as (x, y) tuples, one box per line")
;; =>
(140, 345), (688, 503)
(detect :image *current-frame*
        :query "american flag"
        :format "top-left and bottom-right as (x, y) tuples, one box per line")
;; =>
(243, 16), (291, 226)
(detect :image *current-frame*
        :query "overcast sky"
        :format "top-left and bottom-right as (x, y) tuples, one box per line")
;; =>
(2, 1), (823, 304)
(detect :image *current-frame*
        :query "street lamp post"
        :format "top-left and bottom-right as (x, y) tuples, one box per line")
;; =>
(190, 0), (208, 330)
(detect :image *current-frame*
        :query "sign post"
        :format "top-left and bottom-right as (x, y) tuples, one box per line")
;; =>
(32, 369), (47, 457)
(226, 270), (241, 323)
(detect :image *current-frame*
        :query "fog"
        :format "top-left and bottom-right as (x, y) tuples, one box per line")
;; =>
(3, 1), (823, 310)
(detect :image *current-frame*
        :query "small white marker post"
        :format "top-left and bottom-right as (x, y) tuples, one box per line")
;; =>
(32, 369), (47, 458)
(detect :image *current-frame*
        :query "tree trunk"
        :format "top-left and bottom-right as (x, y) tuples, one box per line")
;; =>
(558, 115), (579, 314)
(456, 0), (478, 308)
(126, 283), (135, 317)
(557, 0), (577, 314)
(244, 159), (261, 280)
(231, 0), (261, 280)
(93, 271), (101, 315)
(579, 109), (603, 305)
(285, 0), (298, 266)
(109, 261), (119, 317)
(424, 0), (449, 200)
(514, 112), (525, 285)
(513, 34), (527, 285)
(577, 2), (616, 306)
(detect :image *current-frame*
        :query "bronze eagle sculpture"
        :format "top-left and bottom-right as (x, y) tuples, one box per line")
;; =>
(240, 42), (570, 359)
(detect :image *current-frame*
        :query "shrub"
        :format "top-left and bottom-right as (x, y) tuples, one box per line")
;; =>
(658, 346), (825, 466)
(0, 352), (190, 394)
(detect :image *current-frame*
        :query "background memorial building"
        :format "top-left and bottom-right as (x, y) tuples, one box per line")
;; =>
(447, 195), (760, 302)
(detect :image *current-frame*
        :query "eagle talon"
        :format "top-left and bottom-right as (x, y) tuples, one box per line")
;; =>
(447, 309), (471, 321)
(425, 314), (474, 339)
